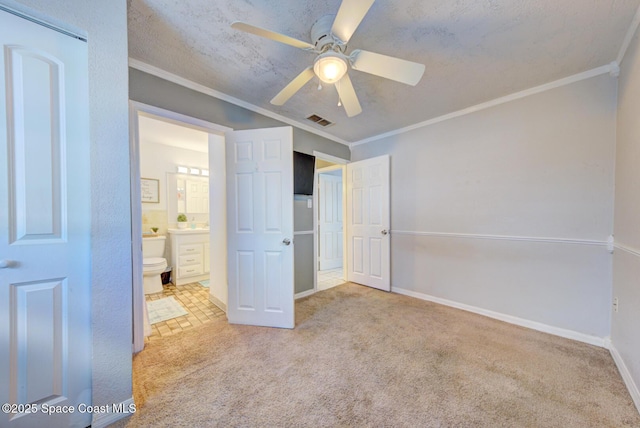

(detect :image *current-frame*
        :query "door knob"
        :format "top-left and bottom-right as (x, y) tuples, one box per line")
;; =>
(282, 238), (291, 245)
(381, 230), (389, 235)
(0, 259), (15, 269)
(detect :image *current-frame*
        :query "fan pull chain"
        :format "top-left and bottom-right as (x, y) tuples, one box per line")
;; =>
(337, 80), (342, 106)
(317, 77), (322, 91)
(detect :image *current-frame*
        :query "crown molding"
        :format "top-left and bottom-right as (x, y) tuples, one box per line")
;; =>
(128, 58), (351, 147)
(617, 3), (640, 66)
(130, 57), (621, 150)
(351, 63), (614, 147)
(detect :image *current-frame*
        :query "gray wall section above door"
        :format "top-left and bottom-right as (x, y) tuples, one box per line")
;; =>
(129, 68), (350, 295)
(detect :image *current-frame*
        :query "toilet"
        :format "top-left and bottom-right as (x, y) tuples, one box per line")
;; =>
(142, 235), (168, 295)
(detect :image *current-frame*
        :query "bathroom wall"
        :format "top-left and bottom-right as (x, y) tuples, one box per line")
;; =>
(139, 138), (209, 237)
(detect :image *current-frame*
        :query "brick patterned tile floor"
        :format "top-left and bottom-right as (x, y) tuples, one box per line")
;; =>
(145, 281), (226, 342)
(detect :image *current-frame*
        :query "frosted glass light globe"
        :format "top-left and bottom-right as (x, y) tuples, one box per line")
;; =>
(314, 53), (348, 84)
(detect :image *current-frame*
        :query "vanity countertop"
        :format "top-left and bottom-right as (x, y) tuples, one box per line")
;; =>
(167, 228), (210, 235)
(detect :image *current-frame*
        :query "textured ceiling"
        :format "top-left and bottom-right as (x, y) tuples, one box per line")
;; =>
(128, 0), (640, 144)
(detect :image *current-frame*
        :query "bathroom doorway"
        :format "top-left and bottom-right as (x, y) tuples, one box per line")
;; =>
(130, 102), (231, 352)
(313, 152), (348, 292)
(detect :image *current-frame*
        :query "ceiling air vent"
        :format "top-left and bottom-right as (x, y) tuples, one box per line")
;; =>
(306, 114), (333, 127)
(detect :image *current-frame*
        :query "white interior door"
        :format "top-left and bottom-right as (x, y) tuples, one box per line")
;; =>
(186, 178), (209, 214)
(318, 172), (343, 271)
(225, 126), (294, 328)
(0, 10), (92, 428)
(346, 155), (390, 291)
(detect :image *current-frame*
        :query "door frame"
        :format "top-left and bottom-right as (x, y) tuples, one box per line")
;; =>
(312, 151), (348, 294)
(317, 166), (343, 273)
(129, 101), (231, 352)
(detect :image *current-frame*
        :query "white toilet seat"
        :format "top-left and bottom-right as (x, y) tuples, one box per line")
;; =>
(143, 257), (166, 270)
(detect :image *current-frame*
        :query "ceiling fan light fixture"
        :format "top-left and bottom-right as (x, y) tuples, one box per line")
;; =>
(313, 52), (347, 84)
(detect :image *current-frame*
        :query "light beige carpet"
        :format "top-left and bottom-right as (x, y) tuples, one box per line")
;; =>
(113, 283), (640, 427)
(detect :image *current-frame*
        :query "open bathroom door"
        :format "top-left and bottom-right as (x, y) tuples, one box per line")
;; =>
(225, 126), (294, 328)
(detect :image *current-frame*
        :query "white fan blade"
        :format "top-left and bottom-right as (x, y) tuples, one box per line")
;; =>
(336, 73), (362, 117)
(271, 66), (315, 105)
(331, 0), (375, 43)
(351, 49), (425, 86)
(231, 21), (315, 50)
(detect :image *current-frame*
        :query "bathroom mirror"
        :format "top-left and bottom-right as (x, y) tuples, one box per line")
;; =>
(167, 173), (209, 222)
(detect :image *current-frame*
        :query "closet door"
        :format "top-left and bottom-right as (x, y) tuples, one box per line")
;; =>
(0, 9), (92, 428)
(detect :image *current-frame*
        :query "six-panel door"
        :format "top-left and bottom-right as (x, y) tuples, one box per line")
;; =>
(225, 127), (294, 328)
(346, 155), (390, 291)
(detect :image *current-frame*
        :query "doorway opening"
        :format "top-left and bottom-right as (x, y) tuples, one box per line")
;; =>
(130, 102), (231, 352)
(313, 152), (348, 293)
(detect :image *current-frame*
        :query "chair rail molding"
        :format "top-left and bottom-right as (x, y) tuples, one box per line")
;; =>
(391, 230), (608, 247)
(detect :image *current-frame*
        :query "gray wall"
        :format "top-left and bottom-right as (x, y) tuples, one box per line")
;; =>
(612, 19), (640, 408)
(4, 0), (133, 416)
(352, 74), (617, 338)
(129, 68), (350, 295)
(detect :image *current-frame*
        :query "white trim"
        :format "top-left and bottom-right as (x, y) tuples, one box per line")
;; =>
(393, 287), (607, 348)
(391, 230), (608, 247)
(614, 242), (640, 258)
(313, 170), (319, 294)
(351, 64), (614, 147)
(312, 150), (349, 165)
(617, 4), (640, 66)
(128, 58), (350, 147)
(0, 4), (87, 41)
(129, 103), (145, 354)
(91, 397), (136, 428)
(294, 230), (314, 236)
(609, 343), (640, 413)
(209, 293), (227, 313)
(295, 289), (316, 300)
(130, 100), (232, 134)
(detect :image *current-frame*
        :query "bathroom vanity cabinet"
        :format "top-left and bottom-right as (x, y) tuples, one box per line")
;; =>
(167, 229), (210, 286)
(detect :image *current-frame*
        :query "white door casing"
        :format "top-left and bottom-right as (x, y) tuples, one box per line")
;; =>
(346, 155), (390, 291)
(225, 127), (294, 328)
(0, 10), (92, 428)
(318, 172), (343, 271)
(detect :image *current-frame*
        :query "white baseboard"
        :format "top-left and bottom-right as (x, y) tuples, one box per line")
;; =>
(609, 343), (640, 414)
(392, 287), (607, 348)
(208, 294), (227, 313)
(91, 397), (136, 428)
(295, 289), (316, 300)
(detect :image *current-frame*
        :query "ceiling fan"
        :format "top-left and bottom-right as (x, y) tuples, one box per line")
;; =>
(231, 0), (425, 118)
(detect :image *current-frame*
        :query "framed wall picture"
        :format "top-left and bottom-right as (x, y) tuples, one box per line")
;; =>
(141, 178), (159, 203)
